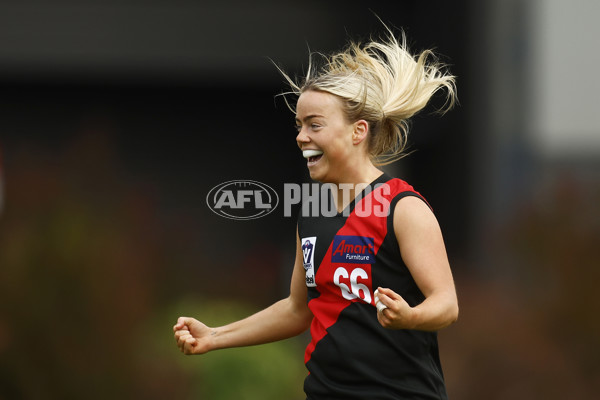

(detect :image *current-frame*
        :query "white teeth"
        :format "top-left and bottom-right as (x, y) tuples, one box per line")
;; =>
(303, 149), (324, 159)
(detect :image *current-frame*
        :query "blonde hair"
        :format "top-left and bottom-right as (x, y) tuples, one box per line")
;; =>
(277, 29), (457, 165)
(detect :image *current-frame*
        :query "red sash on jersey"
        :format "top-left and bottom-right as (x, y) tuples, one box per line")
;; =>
(305, 179), (418, 363)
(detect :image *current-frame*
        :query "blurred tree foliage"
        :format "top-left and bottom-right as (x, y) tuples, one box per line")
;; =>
(441, 170), (600, 399)
(0, 132), (306, 399)
(1, 130), (598, 399)
(139, 296), (306, 400)
(501, 172), (600, 375)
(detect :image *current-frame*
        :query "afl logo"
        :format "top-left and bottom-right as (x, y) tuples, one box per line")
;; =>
(206, 180), (279, 220)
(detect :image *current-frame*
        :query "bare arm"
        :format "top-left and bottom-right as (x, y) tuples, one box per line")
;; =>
(376, 196), (458, 331)
(174, 229), (313, 355)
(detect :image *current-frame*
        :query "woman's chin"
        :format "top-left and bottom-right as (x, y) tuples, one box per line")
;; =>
(308, 170), (322, 182)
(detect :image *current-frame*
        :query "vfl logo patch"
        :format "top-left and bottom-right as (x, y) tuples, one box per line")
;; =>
(331, 235), (375, 264)
(301, 236), (317, 287)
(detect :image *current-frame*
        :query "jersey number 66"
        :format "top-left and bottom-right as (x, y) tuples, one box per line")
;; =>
(333, 267), (372, 303)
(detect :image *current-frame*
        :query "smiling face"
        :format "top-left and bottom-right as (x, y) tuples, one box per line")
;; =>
(295, 90), (367, 183)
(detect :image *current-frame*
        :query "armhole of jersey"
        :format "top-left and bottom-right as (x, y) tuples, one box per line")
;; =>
(387, 191), (432, 255)
(391, 191), (432, 213)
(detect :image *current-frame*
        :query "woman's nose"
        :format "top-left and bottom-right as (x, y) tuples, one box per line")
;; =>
(296, 128), (309, 145)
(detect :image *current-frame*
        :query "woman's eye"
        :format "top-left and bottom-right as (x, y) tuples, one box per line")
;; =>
(294, 123), (321, 132)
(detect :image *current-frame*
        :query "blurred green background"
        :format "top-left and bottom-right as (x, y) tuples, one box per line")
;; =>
(1, 1), (599, 399)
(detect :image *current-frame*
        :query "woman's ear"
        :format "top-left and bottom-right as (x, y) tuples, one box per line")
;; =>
(352, 120), (369, 145)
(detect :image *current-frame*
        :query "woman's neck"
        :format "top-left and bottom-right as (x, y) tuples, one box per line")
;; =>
(328, 163), (384, 213)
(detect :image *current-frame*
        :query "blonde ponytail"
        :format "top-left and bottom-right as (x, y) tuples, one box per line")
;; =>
(277, 28), (457, 165)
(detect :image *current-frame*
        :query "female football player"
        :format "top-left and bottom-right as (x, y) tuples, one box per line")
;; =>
(175, 27), (458, 399)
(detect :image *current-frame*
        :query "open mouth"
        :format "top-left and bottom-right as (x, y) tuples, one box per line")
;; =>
(303, 149), (324, 165)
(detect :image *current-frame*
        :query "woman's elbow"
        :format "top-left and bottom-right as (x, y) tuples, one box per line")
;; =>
(446, 298), (459, 326)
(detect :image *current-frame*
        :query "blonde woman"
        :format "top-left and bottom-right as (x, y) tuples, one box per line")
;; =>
(175, 29), (458, 399)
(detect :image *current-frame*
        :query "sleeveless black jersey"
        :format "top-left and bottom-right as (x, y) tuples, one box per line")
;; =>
(298, 174), (448, 400)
